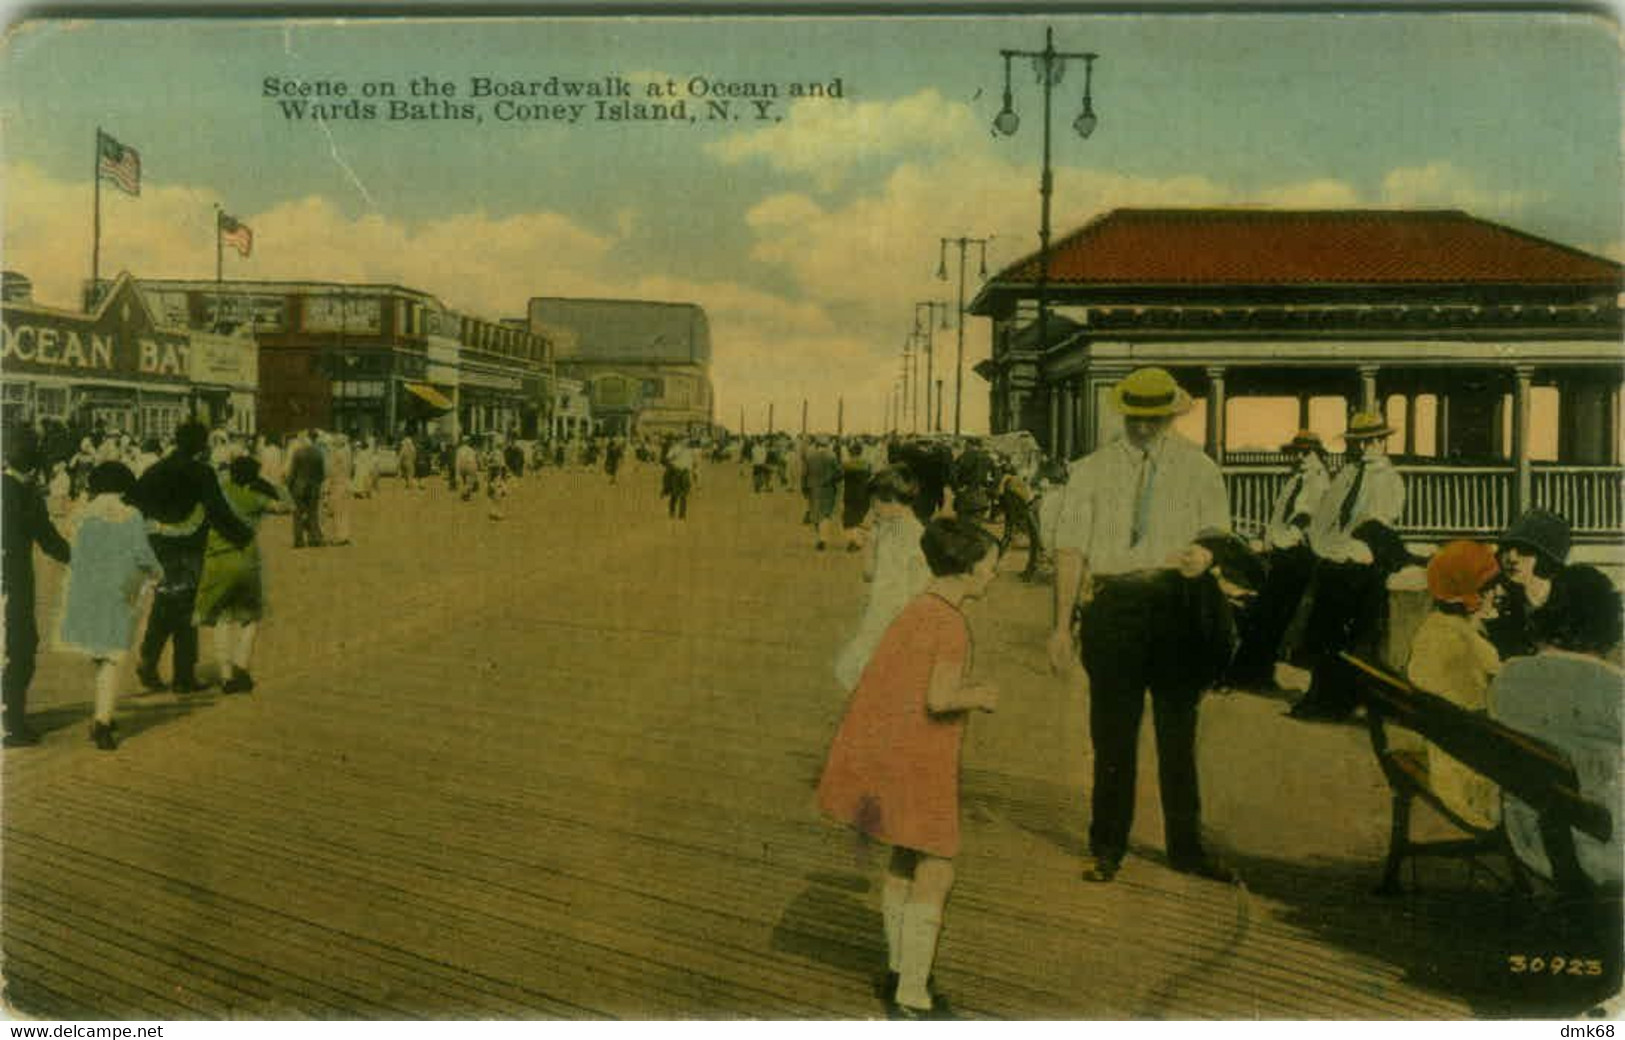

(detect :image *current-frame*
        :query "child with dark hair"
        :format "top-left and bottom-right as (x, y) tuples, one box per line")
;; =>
(818, 516), (1000, 1019)
(834, 466), (928, 692)
(1404, 541), (1504, 829)
(57, 461), (160, 750)
(194, 455), (290, 693)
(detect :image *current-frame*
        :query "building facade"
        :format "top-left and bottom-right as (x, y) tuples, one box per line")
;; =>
(972, 209), (1625, 545)
(527, 297), (714, 437)
(1, 272), (215, 442)
(134, 279), (550, 441)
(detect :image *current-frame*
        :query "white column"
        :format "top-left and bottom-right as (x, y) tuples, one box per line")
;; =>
(1359, 364), (1380, 413)
(1513, 364), (1533, 517)
(1205, 365), (1227, 463)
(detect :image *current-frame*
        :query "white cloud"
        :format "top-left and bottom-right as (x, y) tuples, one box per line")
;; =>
(1380, 161), (1544, 216)
(1256, 178), (1361, 209)
(707, 89), (979, 192)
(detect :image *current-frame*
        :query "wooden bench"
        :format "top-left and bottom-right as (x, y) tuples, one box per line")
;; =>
(1340, 652), (1613, 895)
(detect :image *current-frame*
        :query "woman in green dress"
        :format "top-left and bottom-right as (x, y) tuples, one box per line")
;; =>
(194, 455), (290, 693)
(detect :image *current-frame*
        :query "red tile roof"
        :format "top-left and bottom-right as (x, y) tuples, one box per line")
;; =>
(991, 209), (1623, 287)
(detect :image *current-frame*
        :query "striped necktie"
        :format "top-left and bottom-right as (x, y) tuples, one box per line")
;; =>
(1337, 461), (1367, 529)
(1130, 448), (1156, 547)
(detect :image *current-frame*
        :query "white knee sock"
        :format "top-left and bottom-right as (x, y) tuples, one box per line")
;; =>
(233, 623), (258, 672)
(882, 874), (911, 973)
(213, 624), (235, 679)
(895, 902), (943, 1010)
(93, 660), (119, 724)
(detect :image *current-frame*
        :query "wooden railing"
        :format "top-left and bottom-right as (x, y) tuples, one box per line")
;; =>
(1398, 466), (1513, 536)
(1532, 466), (1625, 536)
(1223, 463), (1624, 542)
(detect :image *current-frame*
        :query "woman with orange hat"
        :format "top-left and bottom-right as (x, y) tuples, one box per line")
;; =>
(1404, 541), (1504, 829)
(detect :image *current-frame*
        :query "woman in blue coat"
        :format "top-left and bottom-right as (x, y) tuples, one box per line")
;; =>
(58, 462), (161, 750)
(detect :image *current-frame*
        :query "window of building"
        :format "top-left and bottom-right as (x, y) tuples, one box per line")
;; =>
(641, 378), (663, 399)
(35, 387), (68, 419)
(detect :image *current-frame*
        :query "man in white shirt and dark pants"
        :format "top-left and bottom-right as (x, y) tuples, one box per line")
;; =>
(1047, 367), (1236, 884)
(1285, 411), (1406, 721)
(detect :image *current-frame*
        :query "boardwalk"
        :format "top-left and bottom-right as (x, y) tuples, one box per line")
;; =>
(2, 461), (1616, 1020)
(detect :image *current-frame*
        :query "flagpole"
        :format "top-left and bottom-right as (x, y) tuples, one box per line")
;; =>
(91, 127), (102, 307)
(213, 204), (225, 333)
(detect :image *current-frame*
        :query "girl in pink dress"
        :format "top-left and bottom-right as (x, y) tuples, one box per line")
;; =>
(817, 516), (1000, 1019)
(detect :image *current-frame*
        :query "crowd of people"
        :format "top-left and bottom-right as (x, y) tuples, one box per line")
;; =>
(0, 420), (673, 752)
(3, 370), (1620, 1020)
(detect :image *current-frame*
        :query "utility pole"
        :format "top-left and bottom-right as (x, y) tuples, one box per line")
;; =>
(938, 236), (992, 436)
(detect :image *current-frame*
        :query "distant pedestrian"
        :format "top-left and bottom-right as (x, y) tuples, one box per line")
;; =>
(840, 442), (873, 550)
(455, 439), (480, 501)
(817, 517), (1001, 1020)
(322, 434), (354, 545)
(663, 437), (698, 519)
(195, 456), (291, 694)
(749, 438), (772, 493)
(398, 435), (419, 491)
(605, 438), (625, 484)
(2, 428), (72, 747)
(57, 462), (161, 750)
(804, 437), (842, 550)
(286, 433), (326, 549)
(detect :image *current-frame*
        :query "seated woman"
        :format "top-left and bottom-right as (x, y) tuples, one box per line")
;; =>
(1484, 508), (1572, 659)
(1491, 565), (1623, 893)
(1403, 541), (1504, 830)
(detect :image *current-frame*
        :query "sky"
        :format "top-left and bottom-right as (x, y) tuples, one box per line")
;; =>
(1, 11), (1619, 438)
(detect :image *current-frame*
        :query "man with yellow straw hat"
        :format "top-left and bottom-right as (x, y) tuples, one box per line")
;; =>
(1284, 409), (1407, 721)
(1047, 366), (1238, 884)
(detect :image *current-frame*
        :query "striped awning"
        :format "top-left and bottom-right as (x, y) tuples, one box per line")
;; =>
(403, 382), (453, 411)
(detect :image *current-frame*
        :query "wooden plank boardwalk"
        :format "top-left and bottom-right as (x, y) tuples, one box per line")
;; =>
(3, 461), (1616, 1020)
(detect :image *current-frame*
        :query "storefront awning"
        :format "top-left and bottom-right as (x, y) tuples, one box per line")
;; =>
(404, 382), (454, 411)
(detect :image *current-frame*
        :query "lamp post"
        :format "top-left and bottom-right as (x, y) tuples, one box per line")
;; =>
(914, 300), (951, 433)
(992, 26), (1098, 456)
(938, 235), (991, 437)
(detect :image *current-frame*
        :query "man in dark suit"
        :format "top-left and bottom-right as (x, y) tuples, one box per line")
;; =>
(285, 432), (327, 548)
(129, 421), (253, 692)
(2, 428), (71, 746)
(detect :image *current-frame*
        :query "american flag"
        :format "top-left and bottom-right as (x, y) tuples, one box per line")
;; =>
(219, 213), (253, 258)
(96, 131), (141, 196)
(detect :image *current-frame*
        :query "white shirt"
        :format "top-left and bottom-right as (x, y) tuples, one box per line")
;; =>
(1264, 456), (1331, 551)
(1307, 453), (1405, 563)
(1052, 433), (1230, 576)
(666, 445), (697, 471)
(749, 443), (769, 465)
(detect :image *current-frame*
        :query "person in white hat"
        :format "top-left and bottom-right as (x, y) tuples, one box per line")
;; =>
(1047, 366), (1237, 884)
(1285, 410), (1407, 721)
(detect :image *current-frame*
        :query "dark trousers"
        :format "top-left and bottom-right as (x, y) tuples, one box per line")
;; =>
(1079, 574), (1207, 865)
(139, 540), (203, 684)
(668, 471), (691, 519)
(3, 581), (38, 731)
(293, 494), (323, 547)
(1231, 544), (1315, 684)
(1290, 560), (1385, 715)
